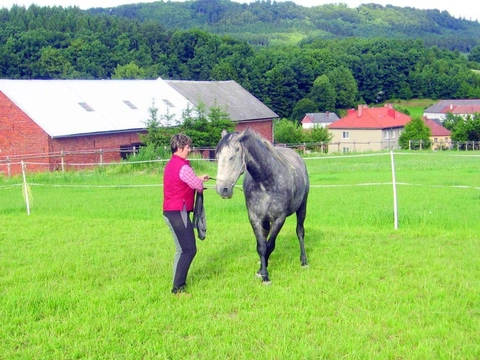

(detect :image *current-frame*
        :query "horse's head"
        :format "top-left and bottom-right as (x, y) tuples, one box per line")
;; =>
(215, 129), (246, 199)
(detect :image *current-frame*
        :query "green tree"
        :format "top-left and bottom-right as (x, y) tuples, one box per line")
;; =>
(399, 117), (431, 150)
(309, 75), (336, 112)
(139, 99), (235, 157)
(444, 113), (480, 143)
(468, 45), (480, 63)
(211, 60), (238, 81)
(461, 115), (480, 142)
(183, 102), (235, 147)
(264, 63), (299, 118)
(274, 119), (304, 144)
(327, 66), (358, 109)
(442, 113), (464, 134)
(112, 61), (147, 79)
(290, 98), (318, 124)
(35, 46), (79, 79)
(139, 99), (174, 153)
(302, 126), (332, 146)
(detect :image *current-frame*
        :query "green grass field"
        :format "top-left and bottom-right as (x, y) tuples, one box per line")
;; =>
(389, 98), (437, 118)
(1, 152), (479, 358)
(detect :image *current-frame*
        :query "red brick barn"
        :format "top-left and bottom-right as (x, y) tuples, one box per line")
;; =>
(0, 79), (278, 175)
(0, 88), (146, 175)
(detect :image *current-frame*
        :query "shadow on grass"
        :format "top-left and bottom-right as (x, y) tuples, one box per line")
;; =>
(190, 223), (326, 286)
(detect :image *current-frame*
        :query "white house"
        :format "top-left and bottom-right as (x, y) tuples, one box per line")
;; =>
(424, 99), (480, 122)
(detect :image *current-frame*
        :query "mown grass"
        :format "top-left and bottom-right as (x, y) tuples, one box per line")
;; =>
(1, 152), (479, 358)
(389, 98), (436, 118)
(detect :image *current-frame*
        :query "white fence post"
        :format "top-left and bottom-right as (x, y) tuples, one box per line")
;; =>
(61, 151), (65, 172)
(21, 161), (31, 216)
(390, 151), (398, 230)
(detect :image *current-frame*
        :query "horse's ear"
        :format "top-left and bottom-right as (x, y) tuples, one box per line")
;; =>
(221, 129), (228, 138)
(238, 128), (248, 140)
(239, 127), (253, 140)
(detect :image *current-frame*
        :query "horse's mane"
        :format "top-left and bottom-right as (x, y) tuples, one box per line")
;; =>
(245, 129), (290, 166)
(216, 129), (291, 166)
(215, 132), (236, 155)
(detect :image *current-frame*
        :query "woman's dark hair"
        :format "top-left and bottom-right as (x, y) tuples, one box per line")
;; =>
(170, 133), (192, 153)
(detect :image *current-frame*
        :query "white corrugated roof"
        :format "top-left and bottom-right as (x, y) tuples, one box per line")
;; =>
(0, 78), (192, 138)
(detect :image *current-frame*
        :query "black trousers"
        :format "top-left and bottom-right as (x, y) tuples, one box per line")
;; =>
(163, 210), (197, 290)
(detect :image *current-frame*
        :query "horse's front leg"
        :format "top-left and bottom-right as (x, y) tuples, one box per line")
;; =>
(251, 220), (270, 283)
(253, 218), (286, 284)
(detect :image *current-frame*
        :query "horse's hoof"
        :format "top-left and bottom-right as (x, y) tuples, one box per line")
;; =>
(256, 272), (271, 284)
(302, 264), (310, 268)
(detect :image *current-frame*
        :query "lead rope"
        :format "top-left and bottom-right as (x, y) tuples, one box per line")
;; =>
(208, 177), (243, 192)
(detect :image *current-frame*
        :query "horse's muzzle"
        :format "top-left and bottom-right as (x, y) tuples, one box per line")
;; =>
(216, 184), (233, 199)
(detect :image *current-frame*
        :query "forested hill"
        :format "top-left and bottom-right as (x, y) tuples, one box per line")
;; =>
(87, 0), (480, 51)
(2, 3), (480, 119)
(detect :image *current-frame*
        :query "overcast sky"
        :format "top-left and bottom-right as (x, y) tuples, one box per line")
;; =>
(1, 0), (477, 21)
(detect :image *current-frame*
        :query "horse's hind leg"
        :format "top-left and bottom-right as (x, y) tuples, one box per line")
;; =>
(296, 200), (308, 267)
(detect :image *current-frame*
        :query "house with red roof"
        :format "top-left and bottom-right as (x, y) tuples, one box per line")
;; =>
(424, 99), (480, 122)
(424, 118), (451, 150)
(327, 104), (411, 153)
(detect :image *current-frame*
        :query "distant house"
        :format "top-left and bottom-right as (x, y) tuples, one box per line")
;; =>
(300, 112), (339, 129)
(0, 78), (277, 175)
(328, 104), (411, 153)
(424, 118), (451, 150)
(424, 99), (480, 122)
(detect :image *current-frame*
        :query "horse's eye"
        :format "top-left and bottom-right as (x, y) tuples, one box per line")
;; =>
(235, 147), (240, 152)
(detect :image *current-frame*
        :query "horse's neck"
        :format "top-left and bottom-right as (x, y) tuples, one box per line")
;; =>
(244, 139), (277, 182)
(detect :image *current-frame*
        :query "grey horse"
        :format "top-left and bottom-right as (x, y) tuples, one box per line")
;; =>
(215, 128), (309, 283)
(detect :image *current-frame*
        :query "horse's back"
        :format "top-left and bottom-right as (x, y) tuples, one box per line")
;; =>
(275, 146), (310, 189)
(275, 146), (309, 214)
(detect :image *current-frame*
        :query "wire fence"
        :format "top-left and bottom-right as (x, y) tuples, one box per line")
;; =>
(2, 151), (480, 231)
(3, 140), (480, 177)
(0, 146), (219, 177)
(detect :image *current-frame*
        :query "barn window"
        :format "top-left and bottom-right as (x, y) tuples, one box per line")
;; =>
(162, 99), (175, 107)
(78, 102), (94, 112)
(120, 143), (144, 160)
(123, 100), (138, 109)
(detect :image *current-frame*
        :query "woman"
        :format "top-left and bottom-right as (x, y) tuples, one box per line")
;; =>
(163, 133), (209, 294)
